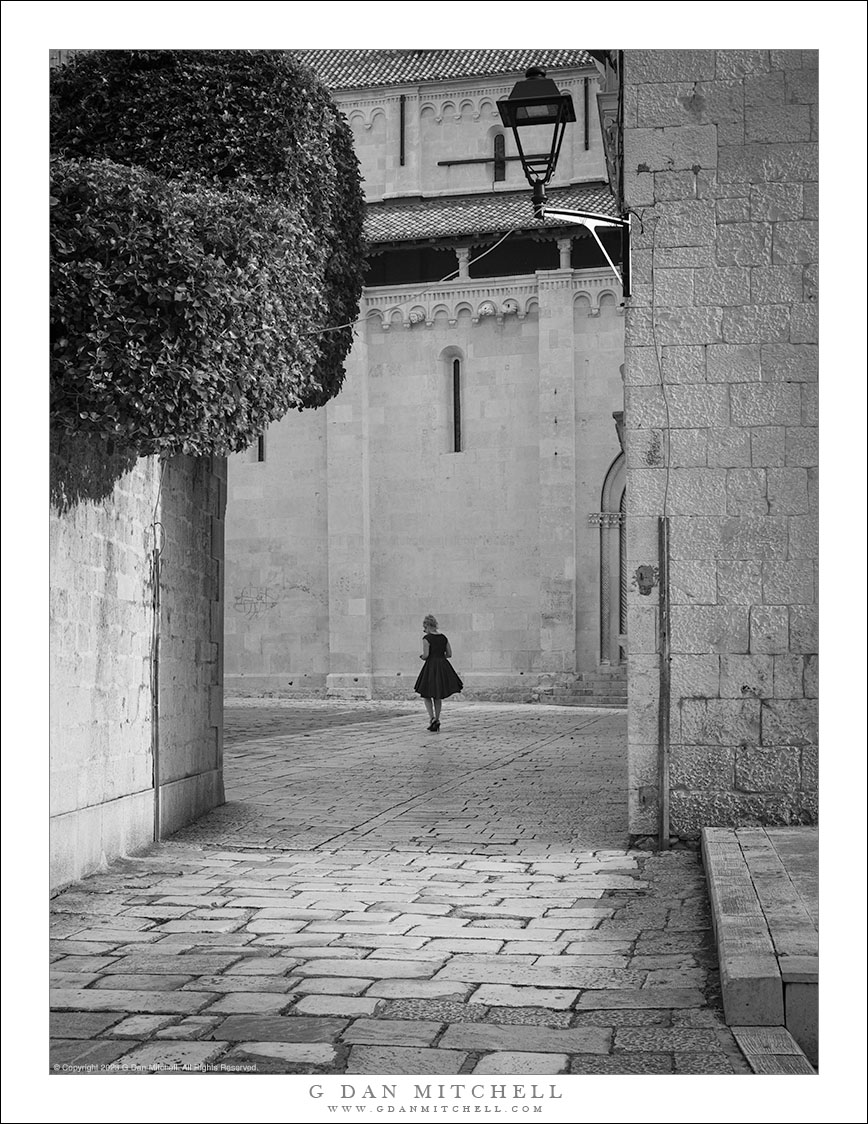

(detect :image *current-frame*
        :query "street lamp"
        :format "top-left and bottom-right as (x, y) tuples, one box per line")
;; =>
(497, 67), (631, 297)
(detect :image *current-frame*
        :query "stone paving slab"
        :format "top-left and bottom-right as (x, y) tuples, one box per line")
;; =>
(48, 702), (749, 1077)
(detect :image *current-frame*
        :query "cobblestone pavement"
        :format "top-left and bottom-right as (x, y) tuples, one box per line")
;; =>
(50, 701), (750, 1076)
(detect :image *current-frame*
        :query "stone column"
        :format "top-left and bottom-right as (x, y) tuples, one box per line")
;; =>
(537, 272), (577, 677)
(326, 329), (373, 698)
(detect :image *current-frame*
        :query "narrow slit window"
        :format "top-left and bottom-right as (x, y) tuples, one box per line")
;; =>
(452, 358), (462, 452)
(256, 433), (266, 462)
(493, 133), (506, 182)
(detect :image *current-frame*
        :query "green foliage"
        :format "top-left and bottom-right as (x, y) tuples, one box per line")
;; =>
(50, 50), (365, 454)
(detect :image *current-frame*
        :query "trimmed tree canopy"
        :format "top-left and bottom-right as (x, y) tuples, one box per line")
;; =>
(50, 50), (365, 456)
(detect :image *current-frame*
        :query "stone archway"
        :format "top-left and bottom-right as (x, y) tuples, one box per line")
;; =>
(598, 451), (626, 666)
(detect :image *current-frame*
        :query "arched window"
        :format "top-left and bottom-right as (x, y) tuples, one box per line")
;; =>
(493, 133), (506, 182)
(452, 357), (462, 452)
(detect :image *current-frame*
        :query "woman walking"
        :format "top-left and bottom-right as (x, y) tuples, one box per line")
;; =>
(414, 614), (463, 731)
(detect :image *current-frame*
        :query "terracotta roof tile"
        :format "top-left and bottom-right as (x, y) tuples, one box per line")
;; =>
(364, 184), (617, 244)
(291, 49), (593, 91)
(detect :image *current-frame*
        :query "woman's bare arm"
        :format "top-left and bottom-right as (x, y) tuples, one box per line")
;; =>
(421, 638), (430, 659)
(445, 641), (452, 658)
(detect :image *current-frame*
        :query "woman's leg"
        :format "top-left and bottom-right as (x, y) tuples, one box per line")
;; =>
(423, 698), (434, 722)
(433, 698), (442, 722)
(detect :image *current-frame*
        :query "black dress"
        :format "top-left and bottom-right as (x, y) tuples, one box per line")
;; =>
(414, 633), (463, 699)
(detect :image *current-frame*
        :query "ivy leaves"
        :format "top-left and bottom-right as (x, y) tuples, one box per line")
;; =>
(50, 50), (365, 455)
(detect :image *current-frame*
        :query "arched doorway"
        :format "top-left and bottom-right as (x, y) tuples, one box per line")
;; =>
(599, 452), (626, 666)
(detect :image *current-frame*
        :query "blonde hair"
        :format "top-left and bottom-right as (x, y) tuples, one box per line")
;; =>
(422, 614), (439, 631)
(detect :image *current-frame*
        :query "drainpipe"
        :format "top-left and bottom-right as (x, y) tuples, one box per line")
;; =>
(151, 518), (163, 843)
(657, 516), (671, 850)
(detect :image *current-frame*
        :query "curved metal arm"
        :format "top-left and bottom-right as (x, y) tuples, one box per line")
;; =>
(540, 208), (631, 295)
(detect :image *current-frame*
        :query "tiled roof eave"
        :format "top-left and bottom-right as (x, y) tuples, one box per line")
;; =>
(363, 184), (618, 246)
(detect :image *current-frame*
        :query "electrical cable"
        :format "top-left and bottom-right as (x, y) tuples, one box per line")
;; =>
(308, 226), (516, 337)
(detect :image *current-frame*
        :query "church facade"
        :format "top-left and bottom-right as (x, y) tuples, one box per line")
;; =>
(225, 50), (629, 702)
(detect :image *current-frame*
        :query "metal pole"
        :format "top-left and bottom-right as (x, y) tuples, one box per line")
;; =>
(152, 526), (162, 843)
(657, 515), (671, 850)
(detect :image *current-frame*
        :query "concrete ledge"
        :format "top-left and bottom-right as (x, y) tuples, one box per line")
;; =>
(730, 1026), (816, 1075)
(702, 826), (818, 1066)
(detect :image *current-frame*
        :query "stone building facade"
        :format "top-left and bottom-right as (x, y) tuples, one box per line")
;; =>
(620, 50), (819, 836)
(50, 453), (226, 889)
(226, 50), (628, 702)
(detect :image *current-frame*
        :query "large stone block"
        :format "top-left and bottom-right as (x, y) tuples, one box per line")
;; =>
(743, 70), (785, 107)
(653, 307), (723, 346)
(718, 143), (818, 184)
(624, 346), (662, 386)
(772, 222), (819, 265)
(730, 384), (801, 427)
(705, 344), (761, 383)
(787, 514), (818, 559)
(625, 427), (666, 468)
(789, 303), (818, 344)
(745, 105), (812, 144)
(761, 699), (818, 746)
(670, 791), (802, 834)
(720, 654), (774, 699)
(735, 746), (801, 792)
(750, 606), (789, 653)
(716, 224), (772, 267)
(694, 267), (751, 307)
(760, 343), (817, 382)
(707, 428), (752, 467)
(680, 698), (761, 745)
(652, 270), (695, 308)
(726, 468), (768, 515)
(717, 561), (763, 605)
(671, 745), (734, 789)
(767, 468), (808, 515)
(717, 197), (752, 223)
(667, 384), (730, 427)
(654, 201), (718, 248)
(800, 384), (818, 425)
(751, 266), (803, 304)
(762, 560), (815, 605)
(714, 50), (770, 78)
(629, 50), (717, 84)
(789, 605), (818, 654)
(669, 429), (708, 467)
(784, 67), (819, 104)
(661, 346), (706, 383)
(625, 385), (668, 428)
(749, 185), (804, 222)
(629, 469), (668, 515)
(670, 561), (717, 605)
(671, 653), (720, 698)
(670, 606), (749, 654)
(668, 517), (722, 560)
(750, 427), (786, 468)
(773, 654), (805, 699)
(627, 125), (719, 174)
(668, 468), (727, 515)
(722, 305), (791, 344)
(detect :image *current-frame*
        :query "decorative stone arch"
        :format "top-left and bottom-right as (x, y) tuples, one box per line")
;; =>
(595, 451), (626, 665)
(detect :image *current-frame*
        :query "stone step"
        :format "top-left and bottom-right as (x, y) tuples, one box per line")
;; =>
(702, 827), (818, 1068)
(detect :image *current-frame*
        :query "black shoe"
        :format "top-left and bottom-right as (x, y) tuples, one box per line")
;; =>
(427, 720), (436, 731)
(432, 720), (440, 732)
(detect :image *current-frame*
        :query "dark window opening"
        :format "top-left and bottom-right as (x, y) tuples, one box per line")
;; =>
(452, 358), (462, 453)
(365, 247), (458, 287)
(493, 133), (506, 182)
(469, 237), (558, 279)
(257, 434), (266, 462)
(571, 229), (623, 271)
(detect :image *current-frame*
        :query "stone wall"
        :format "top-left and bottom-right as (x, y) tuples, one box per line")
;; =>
(225, 268), (625, 699)
(622, 50), (818, 836)
(50, 454), (226, 889)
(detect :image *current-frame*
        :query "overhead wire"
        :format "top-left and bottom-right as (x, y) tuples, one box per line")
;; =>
(307, 226), (517, 338)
